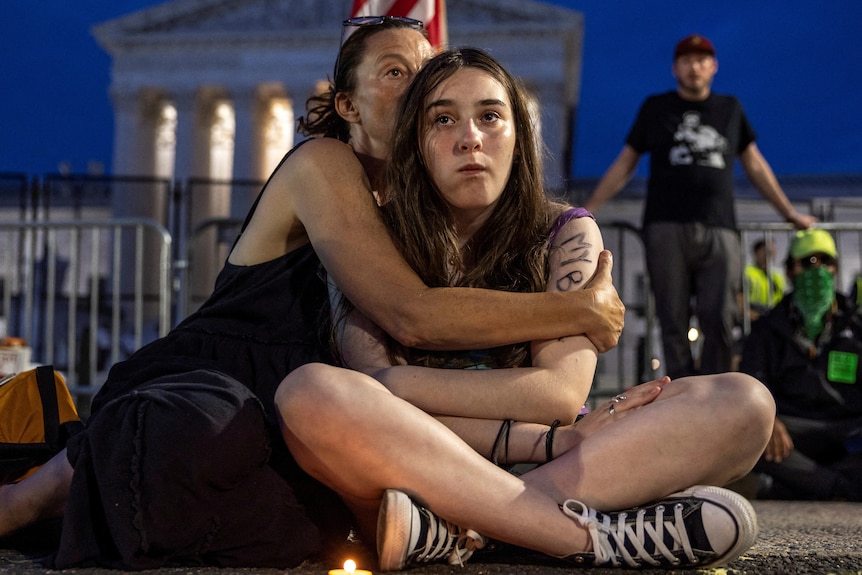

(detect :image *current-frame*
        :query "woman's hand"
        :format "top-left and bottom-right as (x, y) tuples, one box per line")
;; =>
(550, 377), (670, 458)
(581, 251), (625, 353)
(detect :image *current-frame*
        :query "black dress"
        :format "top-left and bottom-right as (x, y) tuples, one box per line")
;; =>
(53, 145), (350, 569)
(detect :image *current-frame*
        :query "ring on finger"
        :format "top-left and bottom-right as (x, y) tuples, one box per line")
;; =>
(613, 394), (627, 403)
(608, 404), (616, 415)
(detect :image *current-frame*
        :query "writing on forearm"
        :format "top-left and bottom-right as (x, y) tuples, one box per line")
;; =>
(555, 232), (592, 292)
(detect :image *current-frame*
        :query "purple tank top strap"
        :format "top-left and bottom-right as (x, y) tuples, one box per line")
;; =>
(549, 206), (594, 244)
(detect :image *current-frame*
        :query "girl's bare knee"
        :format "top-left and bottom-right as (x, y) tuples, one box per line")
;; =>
(724, 372), (774, 419)
(276, 363), (341, 426)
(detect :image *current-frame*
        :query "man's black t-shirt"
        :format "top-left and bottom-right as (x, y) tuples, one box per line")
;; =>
(626, 91), (756, 229)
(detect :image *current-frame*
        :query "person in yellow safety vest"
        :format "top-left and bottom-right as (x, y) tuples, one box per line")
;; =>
(744, 238), (787, 321)
(851, 275), (862, 312)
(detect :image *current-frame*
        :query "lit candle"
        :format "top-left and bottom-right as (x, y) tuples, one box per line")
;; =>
(328, 559), (372, 575)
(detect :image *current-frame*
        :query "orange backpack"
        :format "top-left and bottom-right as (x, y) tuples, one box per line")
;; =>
(0, 366), (83, 483)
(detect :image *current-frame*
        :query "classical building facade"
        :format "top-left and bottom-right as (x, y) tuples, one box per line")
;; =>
(93, 0), (583, 301)
(94, 0), (583, 193)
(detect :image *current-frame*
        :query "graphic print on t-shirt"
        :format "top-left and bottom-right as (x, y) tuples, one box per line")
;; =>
(669, 111), (727, 168)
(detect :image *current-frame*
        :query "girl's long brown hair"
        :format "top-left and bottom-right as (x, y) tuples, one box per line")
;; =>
(380, 48), (554, 368)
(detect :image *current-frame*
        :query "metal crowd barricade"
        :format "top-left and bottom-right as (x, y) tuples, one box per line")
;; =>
(586, 220), (658, 406)
(3, 173), (857, 410)
(0, 173), (31, 220)
(0, 218), (172, 391)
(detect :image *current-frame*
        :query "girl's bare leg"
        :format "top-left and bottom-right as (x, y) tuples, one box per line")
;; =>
(524, 373), (774, 511)
(277, 365), (774, 558)
(0, 450), (73, 536)
(276, 363), (588, 557)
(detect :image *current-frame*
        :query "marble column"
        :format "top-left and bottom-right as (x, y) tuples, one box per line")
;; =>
(109, 87), (148, 178)
(171, 89), (198, 183)
(109, 87), (170, 327)
(230, 86), (259, 182)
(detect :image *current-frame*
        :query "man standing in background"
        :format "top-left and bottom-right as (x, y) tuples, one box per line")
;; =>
(585, 34), (815, 378)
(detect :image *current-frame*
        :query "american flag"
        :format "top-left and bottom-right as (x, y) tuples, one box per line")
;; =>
(350, 0), (448, 51)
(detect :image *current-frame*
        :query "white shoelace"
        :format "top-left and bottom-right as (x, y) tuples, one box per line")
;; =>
(411, 511), (455, 563)
(563, 499), (697, 567)
(447, 528), (487, 566)
(411, 508), (486, 566)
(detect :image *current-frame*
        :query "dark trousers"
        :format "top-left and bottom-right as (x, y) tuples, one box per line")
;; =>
(643, 222), (742, 379)
(755, 414), (862, 501)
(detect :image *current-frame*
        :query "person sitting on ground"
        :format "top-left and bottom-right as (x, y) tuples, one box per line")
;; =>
(277, 47), (776, 571)
(740, 228), (862, 501)
(0, 18), (626, 570)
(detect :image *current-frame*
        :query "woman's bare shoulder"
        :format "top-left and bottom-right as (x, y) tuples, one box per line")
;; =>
(275, 138), (367, 191)
(289, 137), (357, 165)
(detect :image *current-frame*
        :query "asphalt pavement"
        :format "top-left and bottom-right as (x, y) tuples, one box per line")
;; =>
(1, 500), (860, 575)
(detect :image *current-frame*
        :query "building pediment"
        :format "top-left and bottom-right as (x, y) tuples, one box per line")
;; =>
(93, 0), (582, 52)
(94, 0), (348, 39)
(95, 0), (583, 186)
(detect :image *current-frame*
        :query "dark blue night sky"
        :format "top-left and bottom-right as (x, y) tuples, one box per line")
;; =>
(2, 0), (860, 179)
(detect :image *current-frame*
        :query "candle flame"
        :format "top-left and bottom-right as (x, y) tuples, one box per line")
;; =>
(344, 559), (356, 574)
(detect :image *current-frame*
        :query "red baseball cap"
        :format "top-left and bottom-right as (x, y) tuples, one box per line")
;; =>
(674, 34), (716, 59)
